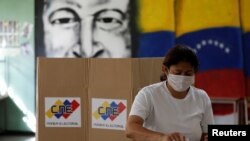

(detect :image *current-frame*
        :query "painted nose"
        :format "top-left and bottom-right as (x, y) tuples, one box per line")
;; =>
(80, 16), (93, 57)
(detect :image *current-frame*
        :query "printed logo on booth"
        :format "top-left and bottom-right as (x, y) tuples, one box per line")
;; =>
(93, 101), (126, 121)
(92, 98), (127, 130)
(46, 99), (80, 119)
(45, 97), (81, 127)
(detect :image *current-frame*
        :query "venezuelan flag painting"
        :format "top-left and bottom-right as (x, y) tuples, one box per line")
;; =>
(240, 0), (250, 98)
(175, 0), (245, 124)
(137, 0), (175, 57)
(240, 0), (250, 120)
(175, 0), (245, 99)
(242, 26), (250, 98)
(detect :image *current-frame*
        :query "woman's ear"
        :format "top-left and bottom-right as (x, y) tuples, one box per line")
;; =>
(161, 65), (167, 81)
(161, 65), (166, 73)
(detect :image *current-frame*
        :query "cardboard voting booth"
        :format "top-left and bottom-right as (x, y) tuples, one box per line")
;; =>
(36, 58), (163, 141)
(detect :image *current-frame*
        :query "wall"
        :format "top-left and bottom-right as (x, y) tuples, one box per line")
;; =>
(0, 0), (35, 132)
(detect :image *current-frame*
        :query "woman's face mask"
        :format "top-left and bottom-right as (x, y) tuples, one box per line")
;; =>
(164, 61), (195, 92)
(167, 74), (194, 92)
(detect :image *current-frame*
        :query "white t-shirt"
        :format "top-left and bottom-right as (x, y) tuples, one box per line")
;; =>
(129, 81), (214, 141)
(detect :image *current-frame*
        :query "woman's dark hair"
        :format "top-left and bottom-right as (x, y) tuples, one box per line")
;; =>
(163, 44), (199, 72)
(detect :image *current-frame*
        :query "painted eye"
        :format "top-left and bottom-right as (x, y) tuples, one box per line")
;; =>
(95, 10), (125, 31)
(51, 18), (77, 25)
(48, 8), (80, 27)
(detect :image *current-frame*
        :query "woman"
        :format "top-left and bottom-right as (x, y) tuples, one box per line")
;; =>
(126, 44), (214, 141)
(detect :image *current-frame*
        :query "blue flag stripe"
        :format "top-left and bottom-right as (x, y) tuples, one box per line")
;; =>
(138, 31), (175, 57)
(176, 27), (243, 72)
(243, 32), (250, 77)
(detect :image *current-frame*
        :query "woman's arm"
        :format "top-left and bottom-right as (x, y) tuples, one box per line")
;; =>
(126, 115), (187, 141)
(126, 115), (165, 141)
(200, 91), (214, 141)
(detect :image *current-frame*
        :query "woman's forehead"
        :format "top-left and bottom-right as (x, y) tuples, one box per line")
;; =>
(170, 62), (194, 70)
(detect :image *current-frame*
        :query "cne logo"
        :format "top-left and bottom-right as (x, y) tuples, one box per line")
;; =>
(93, 101), (126, 121)
(46, 99), (80, 119)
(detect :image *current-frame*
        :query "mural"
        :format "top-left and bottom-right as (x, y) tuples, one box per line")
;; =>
(35, 0), (250, 122)
(36, 0), (175, 58)
(37, 0), (132, 58)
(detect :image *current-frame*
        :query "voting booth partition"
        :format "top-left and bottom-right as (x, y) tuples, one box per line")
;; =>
(36, 58), (163, 141)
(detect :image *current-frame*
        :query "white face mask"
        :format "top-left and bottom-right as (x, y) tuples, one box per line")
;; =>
(167, 74), (195, 92)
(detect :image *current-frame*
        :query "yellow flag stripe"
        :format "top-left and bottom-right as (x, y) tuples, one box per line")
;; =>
(175, 0), (240, 37)
(240, 0), (250, 32)
(138, 0), (175, 33)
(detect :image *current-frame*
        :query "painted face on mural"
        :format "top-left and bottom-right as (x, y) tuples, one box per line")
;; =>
(43, 0), (131, 58)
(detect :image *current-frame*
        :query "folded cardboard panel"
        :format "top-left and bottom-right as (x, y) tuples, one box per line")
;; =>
(37, 57), (163, 141)
(88, 89), (132, 141)
(88, 58), (133, 89)
(37, 58), (88, 141)
(88, 59), (133, 141)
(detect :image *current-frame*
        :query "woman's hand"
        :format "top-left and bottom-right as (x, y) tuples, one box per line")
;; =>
(161, 132), (188, 141)
(204, 135), (208, 141)
(200, 133), (208, 141)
